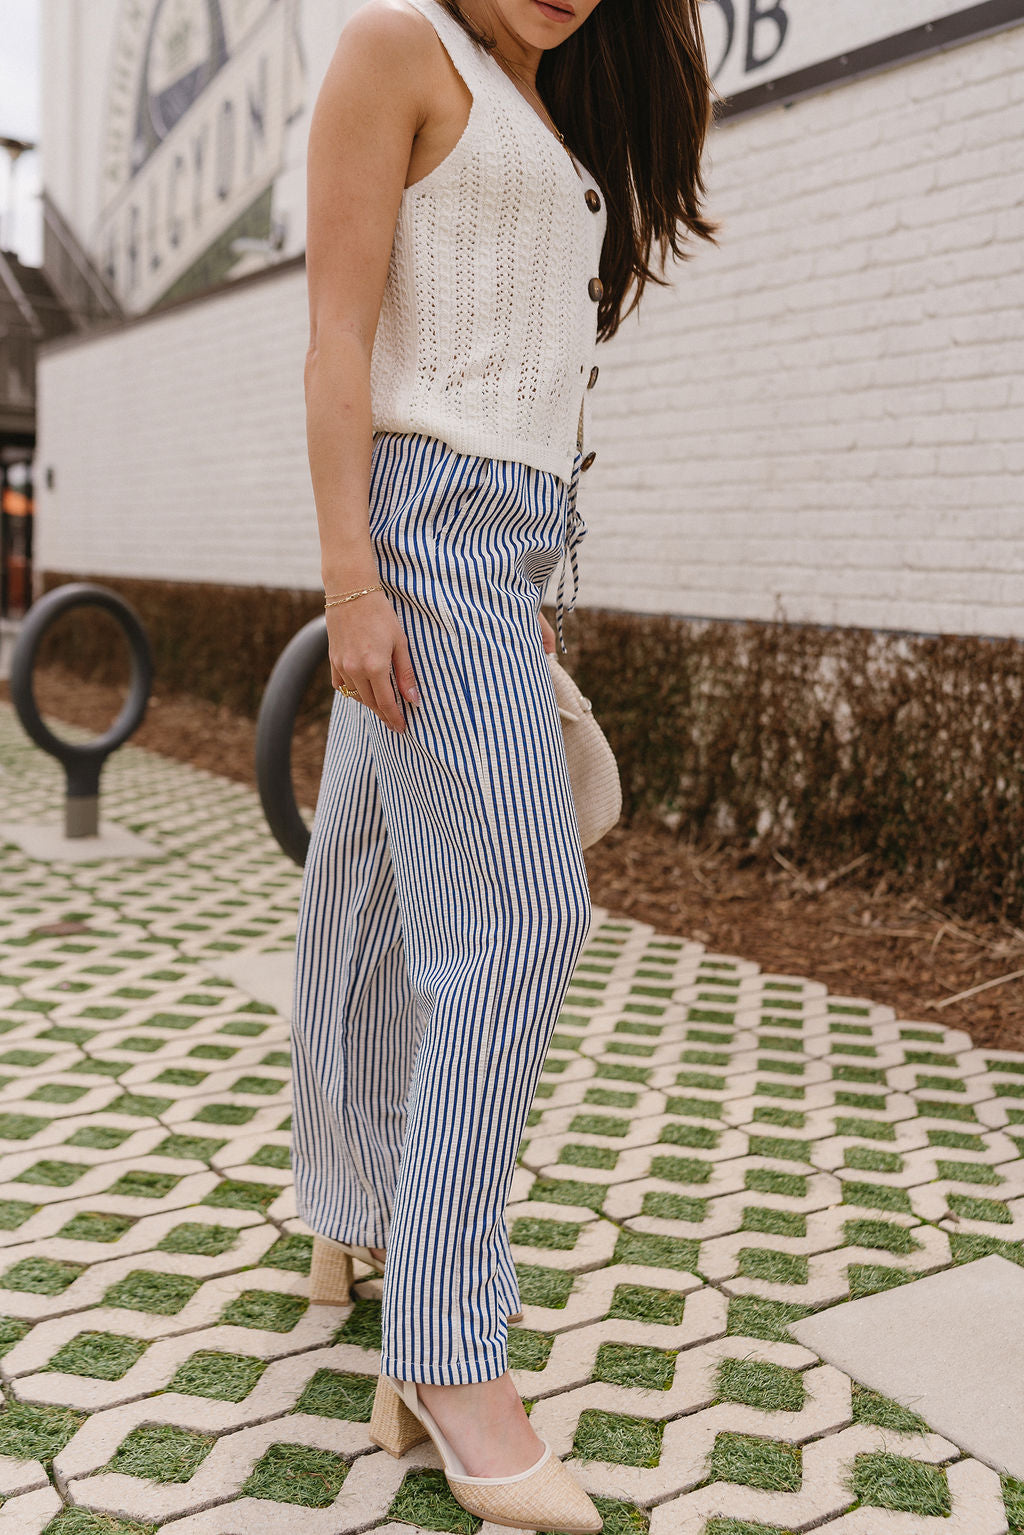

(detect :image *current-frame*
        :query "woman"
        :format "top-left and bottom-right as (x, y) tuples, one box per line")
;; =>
(291, 0), (716, 1527)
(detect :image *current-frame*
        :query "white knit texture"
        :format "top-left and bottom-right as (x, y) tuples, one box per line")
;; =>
(369, 0), (607, 483)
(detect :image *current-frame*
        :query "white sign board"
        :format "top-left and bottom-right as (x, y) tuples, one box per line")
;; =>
(706, 0), (994, 100)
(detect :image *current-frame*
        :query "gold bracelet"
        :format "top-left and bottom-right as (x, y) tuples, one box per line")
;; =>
(324, 582), (385, 609)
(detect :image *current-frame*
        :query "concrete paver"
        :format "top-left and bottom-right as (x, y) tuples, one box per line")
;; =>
(0, 702), (1021, 1533)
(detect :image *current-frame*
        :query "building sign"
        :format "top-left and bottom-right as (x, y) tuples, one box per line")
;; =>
(94, 0), (305, 314)
(706, 0), (1009, 102)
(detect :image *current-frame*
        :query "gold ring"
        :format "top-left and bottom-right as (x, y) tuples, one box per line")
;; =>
(338, 683), (359, 699)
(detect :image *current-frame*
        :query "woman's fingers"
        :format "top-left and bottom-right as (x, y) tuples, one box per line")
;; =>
(367, 667), (406, 732)
(392, 632), (421, 706)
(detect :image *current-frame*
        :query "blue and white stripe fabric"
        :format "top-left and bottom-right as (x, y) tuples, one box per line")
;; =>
(291, 430), (592, 1384)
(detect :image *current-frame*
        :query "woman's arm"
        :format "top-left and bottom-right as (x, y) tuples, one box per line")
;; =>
(304, 2), (430, 730)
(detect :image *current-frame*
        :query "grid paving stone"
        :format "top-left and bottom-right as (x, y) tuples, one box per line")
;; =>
(3, 705), (1024, 1532)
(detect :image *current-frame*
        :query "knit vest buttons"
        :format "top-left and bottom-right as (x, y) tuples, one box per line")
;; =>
(369, 0), (608, 484)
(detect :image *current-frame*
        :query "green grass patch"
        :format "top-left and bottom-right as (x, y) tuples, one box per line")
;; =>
(241, 1442), (348, 1506)
(740, 1205), (806, 1239)
(726, 1296), (812, 1342)
(851, 1383), (930, 1435)
(157, 1222), (240, 1256)
(737, 1248), (808, 1285)
(834, 1116), (896, 1142)
(747, 1135), (812, 1164)
(569, 1113), (631, 1137)
(57, 1210), (135, 1244)
(606, 1284), (685, 1326)
(642, 1191), (708, 1222)
(106, 1423), (214, 1484)
(594, 1061), (651, 1084)
(219, 1289), (309, 1331)
(1003, 1475), (1024, 1535)
(263, 1233), (314, 1272)
(755, 1081), (805, 1101)
(594, 1341), (677, 1391)
(387, 1467), (480, 1533)
(2, 1256), (85, 1294)
(573, 1408), (664, 1467)
(583, 1087), (638, 1108)
(0, 1198), (39, 1229)
(558, 1141), (619, 1170)
(752, 1107), (805, 1129)
(295, 1367), (376, 1419)
(916, 1098), (977, 1122)
(847, 1263), (914, 1300)
(528, 1176), (607, 1212)
(950, 1232), (1024, 1267)
(106, 1169), (181, 1199)
(715, 1358), (804, 1413)
(14, 1159), (88, 1187)
(0, 1112), (48, 1140)
(0, 1401), (84, 1463)
(612, 1231), (700, 1272)
(844, 1219), (922, 1254)
(46, 1331), (147, 1380)
(916, 1074), (965, 1093)
(937, 1158), (1001, 1186)
(218, 1018), (269, 1037)
(650, 1153), (712, 1184)
(507, 1327), (553, 1372)
(188, 1043), (238, 1060)
(153, 1133), (226, 1161)
(192, 1102), (258, 1125)
(702, 1521), (790, 1535)
(841, 1180), (913, 1213)
(332, 1296), (382, 1349)
(709, 1432), (801, 1491)
(515, 1263), (573, 1309)
(102, 1269), (202, 1314)
(108, 1092), (173, 1117)
(169, 1349), (267, 1401)
(27, 1082), (88, 1104)
(202, 1177), (279, 1212)
(850, 1452), (949, 1516)
(0, 1314), (31, 1357)
(948, 1193), (1012, 1223)
(509, 1216), (581, 1249)
(659, 1121), (720, 1150)
(745, 1168), (807, 1199)
(230, 1074), (283, 1095)
(844, 1146), (904, 1174)
(681, 1049), (731, 1067)
(834, 1090), (887, 1111)
(927, 1129), (986, 1151)
(65, 1126), (133, 1151)
(41, 1511), (158, 1534)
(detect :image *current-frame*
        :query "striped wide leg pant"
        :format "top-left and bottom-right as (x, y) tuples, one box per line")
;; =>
(290, 431), (592, 1384)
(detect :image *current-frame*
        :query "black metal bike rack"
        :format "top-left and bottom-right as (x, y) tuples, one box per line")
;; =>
(8, 583), (153, 838)
(255, 615), (330, 867)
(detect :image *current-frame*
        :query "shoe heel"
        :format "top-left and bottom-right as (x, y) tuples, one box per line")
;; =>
(369, 1377), (429, 1457)
(309, 1236), (354, 1305)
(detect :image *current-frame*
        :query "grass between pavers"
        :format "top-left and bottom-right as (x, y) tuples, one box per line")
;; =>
(726, 1297), (812, 1343)
(659, 1121), (720, 1151)
(847, 1263), (915, 1300)
(220, 1288), (309, 1331)
(102, 1269), (202, 1314)
(851, 1383), (929, 1435)
(843, 1219), (923, 1255)
(559, 1142), (620, 1170)
(841, 1181), (913, 1214)
(593, 1341), (678, 1391)
(0, 1196), (41, 1229)
(573, 1407), (665, 1467)
(515, 1263), (574, 1309)
(156, 1221), (240, 1256)
(40, 1510), (157, 1535)
(510, 1214), (584, 1250)
(708, 1432), (802, 1492)
(202, 1177), (280, 1212)
(14, 1158), (89, 1187)
(606, 1283), (686, 1326)
(241, 1441), (349, 1506)
(2, 1255), (86, 1294)
(0, 1313), (31, 1356)
(0, 1400), (85, 1463)
(715, 1359), (805, 1413)
(333, 1296), (382, 1350)
(844, 1146), (904, 1174)
(169, 1349), (268, 1401)
(507, 1326), (553, 1371)
(849, 1452), (950, 1516)
(46, 1331), (148, 1381)
(950, 1232), (1024, 1267)
(947, 1193), (1013, 1223)
(387, 1467), (481, 1533)
(58, 1210), (136, 1243)
(106, 1423), (215, 1483)
(740, 1205), (806, 1239)
(650, 1153), (713, 1185)
(702, 1521), (791, 1535)
(528, 1176), (607, 1212)
(613, 1231), (700, 1272)
(1004, 1475), (1024, 1535)
(153, 1132), (227, 1160)
(66, 1125), (134, 1150)
(264, 1232), (314, 1272)
(736, 1248), (808, 1286)
(643, 1190), (708, 1222)
(294, 1367), (376, 1419)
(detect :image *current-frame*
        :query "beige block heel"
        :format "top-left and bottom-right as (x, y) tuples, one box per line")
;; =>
(368, 1375), (603, 1533)
(310, 1237), (524, 1320)
(309, 1235), (385, 1305)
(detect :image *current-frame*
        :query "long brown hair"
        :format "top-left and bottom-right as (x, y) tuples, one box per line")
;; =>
(439, 0), (719, 341)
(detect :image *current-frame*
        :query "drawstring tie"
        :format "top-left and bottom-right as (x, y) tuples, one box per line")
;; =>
(554, 448), (587, 655)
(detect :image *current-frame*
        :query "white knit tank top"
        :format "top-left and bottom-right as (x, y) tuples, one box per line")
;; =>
(370, 0), (608, 484)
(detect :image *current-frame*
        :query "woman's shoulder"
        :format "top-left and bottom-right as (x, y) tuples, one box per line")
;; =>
(337, 0), (452, 64)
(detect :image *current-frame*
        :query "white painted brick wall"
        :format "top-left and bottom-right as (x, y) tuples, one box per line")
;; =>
(37, 25), (1024, 636)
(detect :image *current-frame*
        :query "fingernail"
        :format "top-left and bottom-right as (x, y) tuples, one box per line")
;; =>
(408, 687), (422, 705)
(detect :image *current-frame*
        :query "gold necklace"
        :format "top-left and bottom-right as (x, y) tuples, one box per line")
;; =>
(491, 48), (567, 146)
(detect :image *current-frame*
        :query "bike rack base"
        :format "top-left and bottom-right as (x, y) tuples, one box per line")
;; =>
(0, 818), (162, 864)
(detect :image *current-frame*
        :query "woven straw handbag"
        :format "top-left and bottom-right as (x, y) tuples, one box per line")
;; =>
(546, 652), (621, 849)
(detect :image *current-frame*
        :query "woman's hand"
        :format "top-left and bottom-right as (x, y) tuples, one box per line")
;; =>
(538, 609), (558, 655)
(330, 592), (421, 733)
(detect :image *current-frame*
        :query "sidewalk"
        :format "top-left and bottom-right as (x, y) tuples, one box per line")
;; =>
(0, 699), (1021, 1535)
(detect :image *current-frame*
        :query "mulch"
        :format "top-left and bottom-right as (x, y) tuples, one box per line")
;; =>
(4, 668), (1023, 1053)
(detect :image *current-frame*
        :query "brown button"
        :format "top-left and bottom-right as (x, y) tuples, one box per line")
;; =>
(585, 188), (601, 213)
(588, 277), (603, 302)
(580, 451), (596, 471)
(587, 365), (599, 389)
